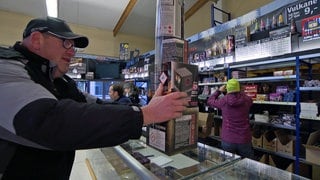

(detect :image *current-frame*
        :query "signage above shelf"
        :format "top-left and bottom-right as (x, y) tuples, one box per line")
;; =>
(187, 0), (320, 73)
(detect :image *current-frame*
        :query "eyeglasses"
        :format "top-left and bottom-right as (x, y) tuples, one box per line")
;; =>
(45, 32), (77, 51)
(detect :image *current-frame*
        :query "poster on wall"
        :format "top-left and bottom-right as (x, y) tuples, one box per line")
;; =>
(119, 43), (129, 61)
(301, 14), (320, 42)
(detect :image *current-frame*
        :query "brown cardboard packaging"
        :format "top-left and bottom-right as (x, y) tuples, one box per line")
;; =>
(252, 136), (263, 148)
(304, 130), (320, 165)
(209, 126), (215, 137)
(312, 165), (320, 180)
(275, 130), (295, 156)
(286, 163), (310, 179)
(268, 155), (310, 178)
(258, 154), (268, 164)
(252, 134), (263, 148)
(252, 128), (263, 148)
(268, 155), (276, 167)
(169, 61), (199, 107)
(146, 107), (198, 155)
(198, 112), (213, 138)
(263, 130), (277, 152)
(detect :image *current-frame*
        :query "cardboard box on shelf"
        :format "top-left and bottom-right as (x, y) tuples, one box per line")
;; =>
(252, 130), (263, 148)
(254, 113), (269, 123)
(300, 102), (318, 110)
(268, 155), (310, 178)
(283, 69), (293, 76)
(268, 155), (278, 167)
(272, 69), (294, 76)
(273, 70), (283, 76)
(252, 135), (263, 148)
(275, 130), (295, 156)
(286, 163), (310, 179)
(269, 155), (292, 170)
(256, 94), (268, 101)
(300, 102), (318, 119)
(313, 165), (320, 180)
(209, 126), (215, 137)
(269, 93), (282, 101)
(285, 163), (294, 172)
(198, 112), (214, 138)
(304, 130), (320, 165)
(243, 85), (258, 100)
(263, 130), (277, 152)
(258, 154), (268, 164)
(231, 70), (246, 79)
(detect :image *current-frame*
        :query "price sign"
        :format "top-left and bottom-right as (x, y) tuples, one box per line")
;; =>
(286, 0), (320, 21)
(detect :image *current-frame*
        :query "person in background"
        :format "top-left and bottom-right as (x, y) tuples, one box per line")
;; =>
(109, 84), (132, 105)
(0, 16), (189, 180)
(206, 78), (254, 159)
(124, 82), (140, 105)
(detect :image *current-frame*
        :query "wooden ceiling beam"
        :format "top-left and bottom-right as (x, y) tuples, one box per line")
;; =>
(185, 0), (209, 21)
(113, 0), (137, 37)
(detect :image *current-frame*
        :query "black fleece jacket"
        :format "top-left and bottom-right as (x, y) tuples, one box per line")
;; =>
(0, 43), (143, 180)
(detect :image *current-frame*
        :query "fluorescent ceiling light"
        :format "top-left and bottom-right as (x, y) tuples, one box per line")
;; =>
(46, 0), (58, 17)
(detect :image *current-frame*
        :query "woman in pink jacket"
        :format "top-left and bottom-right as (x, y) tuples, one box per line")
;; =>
(207, 78), (254, 158)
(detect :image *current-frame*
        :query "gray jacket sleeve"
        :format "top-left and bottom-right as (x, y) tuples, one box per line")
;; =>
(0, 59), (144, 151)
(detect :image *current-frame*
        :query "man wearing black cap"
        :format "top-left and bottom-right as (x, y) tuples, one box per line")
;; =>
(0, 17), (189, 179)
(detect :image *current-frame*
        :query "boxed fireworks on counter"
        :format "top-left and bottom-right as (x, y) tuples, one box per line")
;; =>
(146, 107), (199, 155)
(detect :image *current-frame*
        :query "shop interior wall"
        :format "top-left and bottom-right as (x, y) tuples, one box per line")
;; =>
(0, 10), (154, 57)
(184, 1), (214, 39)
(1, 0), (273, 57)
(221, 0), (273, 20)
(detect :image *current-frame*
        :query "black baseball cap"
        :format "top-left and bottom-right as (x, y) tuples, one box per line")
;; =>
(23, 16), (89, 48)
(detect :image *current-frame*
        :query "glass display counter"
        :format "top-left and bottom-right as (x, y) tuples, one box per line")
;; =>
(96, 138), (309, 179)
(197, 158), (309, 180)
(101, 137), (240, 179)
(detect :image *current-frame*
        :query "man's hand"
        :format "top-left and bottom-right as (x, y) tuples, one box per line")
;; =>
(141, 84), (189, 125)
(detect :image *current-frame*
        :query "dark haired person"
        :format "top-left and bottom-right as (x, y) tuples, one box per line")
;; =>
(0, 16), (188, 179)
(109, 84), (132, 104)
(124, 82), (140, 105)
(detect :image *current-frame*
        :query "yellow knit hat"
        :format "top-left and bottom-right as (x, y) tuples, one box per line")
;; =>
(226, 78), (240, 93)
